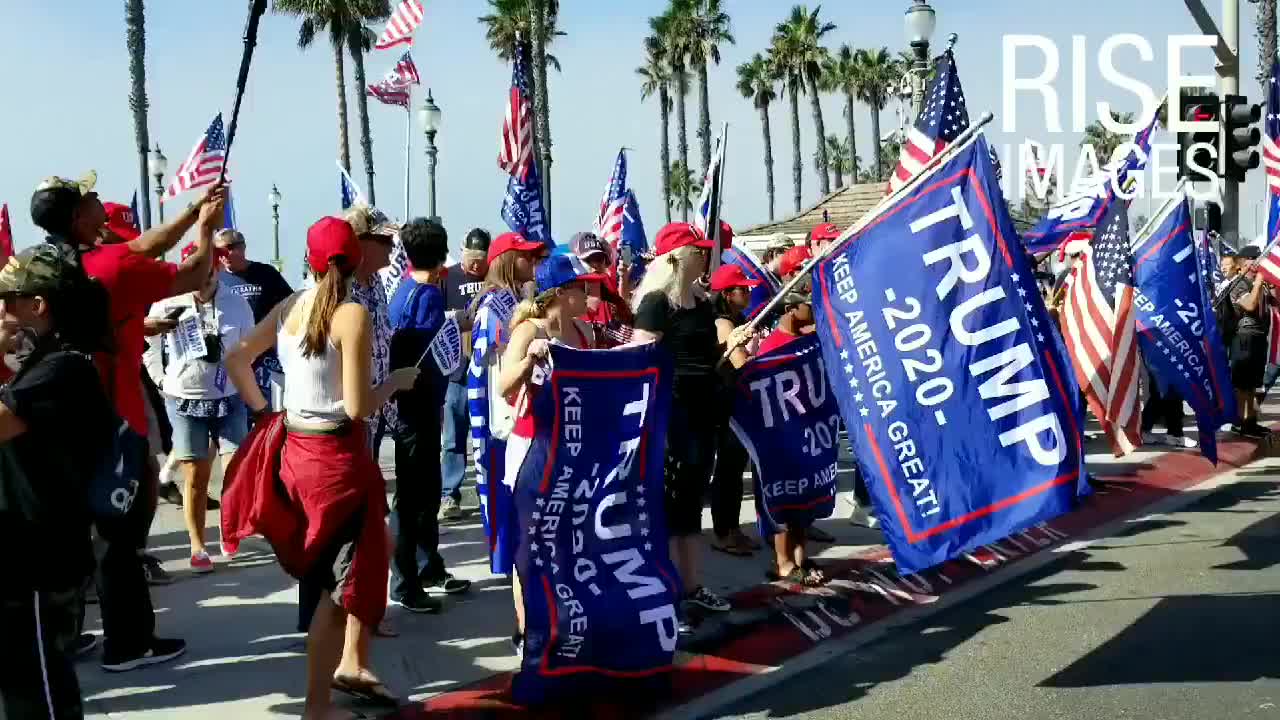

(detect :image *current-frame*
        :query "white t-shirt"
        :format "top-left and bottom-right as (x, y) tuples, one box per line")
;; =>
(144, 289), (255, 400)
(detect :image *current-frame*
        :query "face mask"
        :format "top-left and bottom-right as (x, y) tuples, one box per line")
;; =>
(4, 327), (39, 373)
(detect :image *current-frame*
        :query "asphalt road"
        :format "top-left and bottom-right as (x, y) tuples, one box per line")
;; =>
(719, 465), (1280, 720)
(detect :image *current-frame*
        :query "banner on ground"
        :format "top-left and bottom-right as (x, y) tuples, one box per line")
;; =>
(511, 343), (678, 704)
(729, 334), (838, 535)
(1131, 195), (1236, 463)
(812, 135), (1088, 574)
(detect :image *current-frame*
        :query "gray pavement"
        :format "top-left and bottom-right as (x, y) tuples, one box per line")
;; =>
(718, 457), (1280, 720)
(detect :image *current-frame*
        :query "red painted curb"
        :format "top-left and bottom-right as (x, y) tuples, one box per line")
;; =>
(388, 432), (1271, 720)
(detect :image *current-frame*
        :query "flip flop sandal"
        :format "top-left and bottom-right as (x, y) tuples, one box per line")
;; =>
(331, 674), (399, 707)
(805, 526), (836, 543)
(711, 538), (753, 557)
(779, 566), (808, 585)
(373, 619), (399, 638)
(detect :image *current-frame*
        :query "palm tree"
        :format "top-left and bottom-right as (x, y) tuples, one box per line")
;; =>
(276, 0), (390, 176)
(125, 0), (152, 230)
(737, 53), (779, 221)
(815, 135), (852, 189)
(651, 6), (696, 177)
(1082, 112), (1134, 165)
(668, 160), (700, 218)
(345, 11), (390, 205)
(689, 0), (734, 176)
(768, 36), (804, 214)
(1253, 0), (1278, 88)
(639, 37), (674, 223)
(822, 43), (859, 182)
(852, 47), (900, 181)
(529, 0), (558, 209)
(772, 6), (836, 200)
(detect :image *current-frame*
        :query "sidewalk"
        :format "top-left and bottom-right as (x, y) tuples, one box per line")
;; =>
(78, 404), (1280, 719)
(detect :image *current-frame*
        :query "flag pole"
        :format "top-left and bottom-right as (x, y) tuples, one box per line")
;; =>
(220, 0), (269, 184)
(404, 86), (412, 222)
(1130, 179), (1188, 246)
(709, 122), (729, 273)
(733, 111), (996, 341)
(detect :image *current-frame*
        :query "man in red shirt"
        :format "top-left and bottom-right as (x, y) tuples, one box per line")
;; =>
(30, 172), (225, 672)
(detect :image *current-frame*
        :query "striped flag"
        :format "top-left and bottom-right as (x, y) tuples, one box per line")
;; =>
(593, 149), (628, 245)
(695, 126), (728, 270)
(366, 51), (420, 108)
(374, 0), (425, 50)
(162, 114), (225, 202)
(888, 50), (968, 195)
(497, 47), (535, 180)
(1268, 305), (1280, 367)
(1059, 201), (1142, 456)
(0, 204), (12, 263)
(1257, 240), (1280, 287)
(338, 160), (365, 210)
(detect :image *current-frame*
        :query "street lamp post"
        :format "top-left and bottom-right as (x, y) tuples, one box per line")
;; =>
(904, 0), (937, 118)
(418, 89), (442, 223)
(148, 145), (168, 224)
(269, 184), (282, 272)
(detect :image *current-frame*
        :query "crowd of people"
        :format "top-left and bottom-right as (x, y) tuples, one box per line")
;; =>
(2, 167), (1272, 720)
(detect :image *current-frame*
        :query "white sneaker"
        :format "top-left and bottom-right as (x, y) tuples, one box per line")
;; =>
(438, 496), (463, 521)
(1166, 435), (1197, 449)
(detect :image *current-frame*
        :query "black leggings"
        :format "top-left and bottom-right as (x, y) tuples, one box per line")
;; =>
(663, 388), (718, 537)
(710, 422), (748, 536)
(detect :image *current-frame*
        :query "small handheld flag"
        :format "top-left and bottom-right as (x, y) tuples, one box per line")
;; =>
(163, 114), (226, 202)
(339, 161), (365, 210)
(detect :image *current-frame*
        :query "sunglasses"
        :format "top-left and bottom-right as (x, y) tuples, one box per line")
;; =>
(219, 241), (246, 251)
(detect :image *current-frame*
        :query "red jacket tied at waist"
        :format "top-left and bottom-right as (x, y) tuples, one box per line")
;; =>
(221, 413), (389, 626)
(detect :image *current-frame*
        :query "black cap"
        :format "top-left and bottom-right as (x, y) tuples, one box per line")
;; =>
(30, 173), (97, 237)
(464, 228), (491, 253)
(1238, 245), (1262, 259)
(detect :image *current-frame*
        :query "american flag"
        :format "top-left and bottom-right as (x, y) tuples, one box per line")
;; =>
(366, 52), (420, 108)
(594, 149), (628, 245)
(1059, 201), (1141, 455)
(374, 0), (425, 50)
(888, 50), (968, 194)
(162, 114), (225, 201)
(1268, 304), (1280, 366)
(498, 47), (535, 180)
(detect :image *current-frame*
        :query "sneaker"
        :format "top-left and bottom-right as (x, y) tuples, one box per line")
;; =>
(439, 496), (463, 521)
(221, 539), (240, 559)
(141, 555), (173, 585)
(190, 552), (214, 574)
(84, 583), (98, 605)
(392, 594), (442, 614)
(158, 482), (183, 506)
(686, 586), (731, 613)
(677, 619), (695, 636)
(205, 496), (221, 511)
(850, 504), (880, 529)
(1141, 431), (1161, 445)
(1166, 435), (1198, 449)
(422, 573), (471, 595)
(510, 631), (524, 656)
(1243, 421), (1272, 439)
(74, 633), (100, 659)
(101, 637), (187, 673)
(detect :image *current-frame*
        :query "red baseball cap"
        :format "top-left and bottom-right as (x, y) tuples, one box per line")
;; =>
(717, 221), (734, 250)
(778, 246), (813, 278)
(306, 216), (362, 275)
(180, 242), (230, 262)
(709, 264), (764, 292)
(102, 202), (140, 241)
(654, 223), (714, 256)
(488, 232), (546, 264)
(809, 222), (841, 245)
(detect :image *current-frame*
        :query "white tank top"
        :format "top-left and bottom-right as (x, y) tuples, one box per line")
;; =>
(276, 292), (348, 425)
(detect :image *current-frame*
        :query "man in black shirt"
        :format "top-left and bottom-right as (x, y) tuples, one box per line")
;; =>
(215, 229), (293, 410)
(439, 228), (490, 519)
(0, 245), (116, 720)
(1227, 246), (1271, 437)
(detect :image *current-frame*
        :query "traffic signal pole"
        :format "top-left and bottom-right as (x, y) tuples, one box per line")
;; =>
(1222, 0), (1240, 247)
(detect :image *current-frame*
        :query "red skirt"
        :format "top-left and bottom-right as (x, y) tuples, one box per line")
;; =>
(222, 414), (389, 626)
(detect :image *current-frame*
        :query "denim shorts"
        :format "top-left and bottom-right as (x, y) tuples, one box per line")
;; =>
(165, 398), (248, 461)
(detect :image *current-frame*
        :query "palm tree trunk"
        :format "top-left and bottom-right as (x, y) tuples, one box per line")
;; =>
(789, 83), (802, 213)
(697, 58), (711, 177)
(530, 0), (553, 213)
(1258, 0), (1277, 88)
(125, 0), (152, 230)
(660, 85), (673, 224)
(334, 43), (351, 174)
(832, 159), (843, 189)
(675, 66), (690, 179)
(844, 91), (858, 181)
(761, 103), (775, 221)
(348, 31), (376, 206)
(870, 103), (883, 180)
(807, 75), (830, 196)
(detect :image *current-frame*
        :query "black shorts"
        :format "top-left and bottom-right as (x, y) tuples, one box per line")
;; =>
(1230, 332), (1267, 392)
(296, 514), (362, 632)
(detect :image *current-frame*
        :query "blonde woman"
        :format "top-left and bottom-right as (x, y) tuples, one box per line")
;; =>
(631, 223), (752, 622)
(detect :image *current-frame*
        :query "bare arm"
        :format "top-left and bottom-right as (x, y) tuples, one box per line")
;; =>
(498, 321), (542, 399)
(716, 318), (752, 369)
(226, 296), (292, 413)
(128, 182), (225, 258)
(169, 193), (226, 294)
(332, 303), (417, 420)
(1236, 274), (1265, 313)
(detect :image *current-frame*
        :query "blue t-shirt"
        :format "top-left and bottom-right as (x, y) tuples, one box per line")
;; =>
(388, 280), (447, 426)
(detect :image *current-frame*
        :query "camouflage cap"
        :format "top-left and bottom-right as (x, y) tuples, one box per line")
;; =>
(0, 244), (78, 296)
(34, 170), (98, 196)
(343, 203), (399, 238)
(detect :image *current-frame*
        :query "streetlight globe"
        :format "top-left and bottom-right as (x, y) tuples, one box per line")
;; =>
(904, 0), (937, 45)
(148, 144), (168, 178)
(419, 89), (442, 134)
(268, 184), (282, 208)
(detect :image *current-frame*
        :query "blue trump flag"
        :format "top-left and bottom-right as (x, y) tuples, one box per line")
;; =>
(619, 189), (648, 284)
(512, 343), (679, 704)
(812, 135), (1087, 574)
(502, 161), (552, 248)
(338, 161), (363, 210)
(721, 245), (780, 322)
(1131, 195), (1236, 463)
(223, 187), (238, 230)
(729, 334), (838, 537)
(499, 46), (553, 249)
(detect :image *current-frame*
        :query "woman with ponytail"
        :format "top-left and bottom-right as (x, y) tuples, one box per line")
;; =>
(465, 232), (544, 652)
(223, 217), (418, 718)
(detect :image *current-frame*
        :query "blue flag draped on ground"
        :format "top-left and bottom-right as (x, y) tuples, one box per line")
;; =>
(467, 288), (520, 574)
(512, 343), (678, 704)
(812, 135), (1088, 574)
(1131, 195), (1236, 463)
(729, 334), (838, 536)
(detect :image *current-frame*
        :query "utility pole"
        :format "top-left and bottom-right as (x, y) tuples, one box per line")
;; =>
(1222, 0), (1241, 247)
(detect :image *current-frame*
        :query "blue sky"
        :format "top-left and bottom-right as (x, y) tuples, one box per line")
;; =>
(1, 1), (1274, 281)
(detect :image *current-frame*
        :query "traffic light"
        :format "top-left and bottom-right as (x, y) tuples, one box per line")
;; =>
(1194, 200), (1222, 236)
(1222, 94), (1262, 182)
(1178, 93), (1220, 180)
